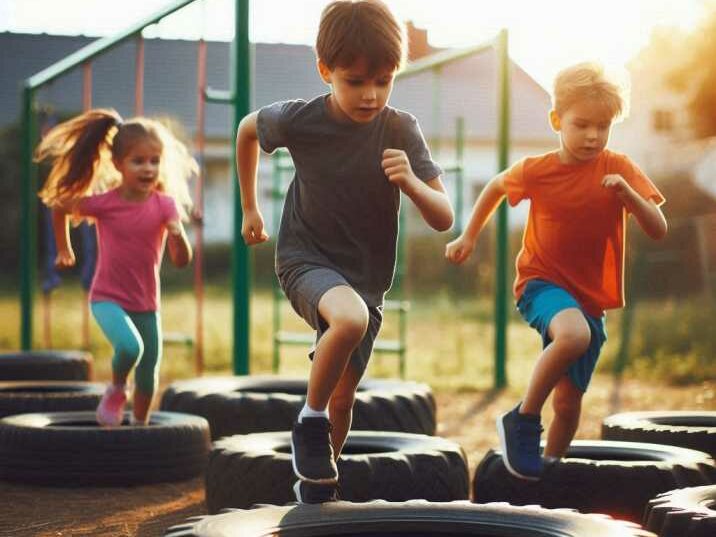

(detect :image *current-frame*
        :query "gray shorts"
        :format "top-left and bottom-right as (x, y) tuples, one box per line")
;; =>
(278, 265), (383, 375)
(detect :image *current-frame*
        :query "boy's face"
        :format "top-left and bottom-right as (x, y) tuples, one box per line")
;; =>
(550, 98), (615, 164)
(318, 57), (396, 124)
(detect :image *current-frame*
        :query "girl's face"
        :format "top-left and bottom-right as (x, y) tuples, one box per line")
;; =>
(551, 98), (614, 165)
(113, 138), (162, 200)
(318, 56), (396, 124)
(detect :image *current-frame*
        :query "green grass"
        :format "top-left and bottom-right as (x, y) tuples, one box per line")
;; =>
(1, 283), (712, 389)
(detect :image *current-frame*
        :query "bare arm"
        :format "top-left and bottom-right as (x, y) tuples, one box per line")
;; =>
(51, 208), (76, 268)
(236, 112), (269, 245)
(445, 172), (507, 264)
(381, 149), (454, 231)
(603, 174), (667, 240)
(166, 220), (192, 268)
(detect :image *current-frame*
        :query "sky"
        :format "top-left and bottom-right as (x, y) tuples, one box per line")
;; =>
(0, 0), (709, 88)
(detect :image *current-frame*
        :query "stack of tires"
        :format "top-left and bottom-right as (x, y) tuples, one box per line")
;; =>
(0, 350), (211, 486)
(159, 376), (470, 512)
(160, 376), (677, 537)
(471, 408), (716, 535)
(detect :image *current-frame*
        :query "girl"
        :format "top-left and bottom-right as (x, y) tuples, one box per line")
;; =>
(36, 108), (196, 426)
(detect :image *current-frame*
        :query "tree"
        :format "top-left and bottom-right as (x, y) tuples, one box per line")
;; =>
(669, 3), (716, 138)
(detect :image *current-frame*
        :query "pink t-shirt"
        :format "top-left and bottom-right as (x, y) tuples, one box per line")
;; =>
(78, 189), (179, 312)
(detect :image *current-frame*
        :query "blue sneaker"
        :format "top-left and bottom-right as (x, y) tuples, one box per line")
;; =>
(496, 403), (544, 480)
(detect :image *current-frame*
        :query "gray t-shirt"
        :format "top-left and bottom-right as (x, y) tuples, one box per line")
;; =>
(257, 94), (442, 306)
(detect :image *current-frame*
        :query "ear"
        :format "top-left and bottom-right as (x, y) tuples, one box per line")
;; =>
(317, 59), (332, 85)
(549, 110), (561, 132)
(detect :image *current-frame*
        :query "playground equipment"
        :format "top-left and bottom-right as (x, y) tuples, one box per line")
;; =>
(19, 1), (512, 388)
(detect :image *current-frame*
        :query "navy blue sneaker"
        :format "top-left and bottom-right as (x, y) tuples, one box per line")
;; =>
(291, 417), (338, 484)
(496, 403), (544, 480)
(293, 480), (339, 504)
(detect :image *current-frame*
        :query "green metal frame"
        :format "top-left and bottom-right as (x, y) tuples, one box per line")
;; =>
(19, 0), (253, 378)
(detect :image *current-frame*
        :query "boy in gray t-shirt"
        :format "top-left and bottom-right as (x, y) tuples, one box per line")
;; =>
(236, 0), (453, 503)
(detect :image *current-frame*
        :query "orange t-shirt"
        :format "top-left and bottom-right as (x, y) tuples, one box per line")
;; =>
(504, 149), (665, 317)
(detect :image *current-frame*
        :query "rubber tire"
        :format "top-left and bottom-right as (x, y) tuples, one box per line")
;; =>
(164, 500), (657, 537)
(205, 431), (469, 513)
(0, 381), (105, 418)
(644, 485), (716, 536)
(160, 376), (436, 439)
(0, 350), (93, 381)
(473, 440), (716, 523)
(602, 411), (716, 458)
(0, 411), (211, 485)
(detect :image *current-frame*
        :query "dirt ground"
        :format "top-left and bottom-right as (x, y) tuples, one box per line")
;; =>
(0, 375), (713, 537)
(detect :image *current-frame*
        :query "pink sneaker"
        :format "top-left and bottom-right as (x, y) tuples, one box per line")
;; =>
(96, 384), (127, 427)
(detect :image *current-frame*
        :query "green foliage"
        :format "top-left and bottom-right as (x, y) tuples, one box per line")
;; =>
(668, 7), (716, 137)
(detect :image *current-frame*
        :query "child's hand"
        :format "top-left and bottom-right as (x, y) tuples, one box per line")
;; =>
(382, 149), (417, 189)
(55, 248), (76, 269)
(445, 235), (474, 265)
(166, 220), (183, 236)
(602, 174), (629, 195)
(241, 208), (269, 246)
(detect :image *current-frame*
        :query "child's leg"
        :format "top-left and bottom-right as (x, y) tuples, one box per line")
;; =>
(544, 375), (583, 457)
(91, 302), (144, 426)
(328, 362), (363, 458)
(128, 311), (162, 424)
(91, 302), (144, 386)
(306, 286), (369, 412)
(520, 308), (591, 416)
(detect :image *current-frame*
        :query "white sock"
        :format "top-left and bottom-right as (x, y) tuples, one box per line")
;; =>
(298, 403), (328, 423)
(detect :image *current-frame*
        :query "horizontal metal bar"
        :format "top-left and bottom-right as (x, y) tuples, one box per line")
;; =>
(204, 87), (235, 104)
(397, 38), (496, 80)
(26, 0), (196, 89)
(275, 331), (404, 353)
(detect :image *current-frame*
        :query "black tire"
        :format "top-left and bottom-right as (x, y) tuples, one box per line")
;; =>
(0, 381), (105, 418)
(205, 431), (468, 513)
(644, 485), (716, 537)
(0, 350), (93, 381)
(0, 411), (211, 485)
(160, 376), (436, 439)
(602, 411), (716, 458)
(473, 440), (716, 523)
(164, 500), (656, 537)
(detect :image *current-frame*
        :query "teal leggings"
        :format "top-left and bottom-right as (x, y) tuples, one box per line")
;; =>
(90, 301), (162, 395)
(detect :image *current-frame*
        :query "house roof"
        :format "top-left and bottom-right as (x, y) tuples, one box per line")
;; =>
(0, 32), (553, 142)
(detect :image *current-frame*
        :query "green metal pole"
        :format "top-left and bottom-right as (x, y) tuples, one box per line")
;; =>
(232, 0), (251, 374)
(20, 87), (37, 350)
(494, 29), (510, 388)
(271, 153), (282, 373)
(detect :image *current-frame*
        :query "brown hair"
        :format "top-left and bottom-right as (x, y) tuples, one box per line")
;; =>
(552, 62), (629, 121)
(36, 108), (196, 219)
(316, 0), (405, 74)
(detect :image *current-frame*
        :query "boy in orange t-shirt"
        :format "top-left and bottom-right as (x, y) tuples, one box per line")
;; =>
(445, 62), (667, 480)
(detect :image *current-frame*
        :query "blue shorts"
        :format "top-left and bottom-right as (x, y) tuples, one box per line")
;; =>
(516, 279), (607, 392)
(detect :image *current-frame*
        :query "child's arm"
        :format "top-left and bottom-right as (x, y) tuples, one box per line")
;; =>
(236, 111), (270, 246)
(602, 174), (667, 240)
(51, 208), (76, 268)
(381, 149), (453, 231)
(445, 172), (507, 264)
(166, 219), (193, 267)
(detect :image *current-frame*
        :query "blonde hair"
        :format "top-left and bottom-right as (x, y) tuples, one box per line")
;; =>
(36, 108), (196, 220)
(552, 62), (630, 122)
(316, 0), (406, 74)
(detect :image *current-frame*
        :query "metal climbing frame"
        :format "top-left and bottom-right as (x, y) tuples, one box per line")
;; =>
(19, 0), (252, 377)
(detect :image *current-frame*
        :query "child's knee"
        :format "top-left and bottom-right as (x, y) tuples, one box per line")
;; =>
(553, 322), (591, 357)
(330, 306), (369, 344)
(114, 339), (143, 367)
